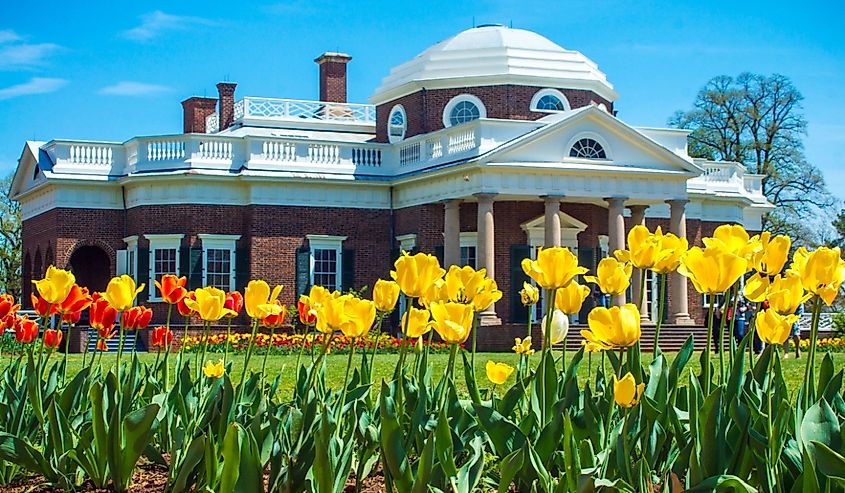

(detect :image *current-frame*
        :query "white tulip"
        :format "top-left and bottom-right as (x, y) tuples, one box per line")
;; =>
(541, 309), (569, 346)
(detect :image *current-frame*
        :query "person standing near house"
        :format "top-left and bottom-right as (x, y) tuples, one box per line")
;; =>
(733, 301), (748, 344)
(784, 302), (804, 358)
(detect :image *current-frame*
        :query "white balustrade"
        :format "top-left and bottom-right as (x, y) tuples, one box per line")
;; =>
(196, 139), (233, 160)
(146, 139), (185, 162)
(308, 143), (341, 164)
(399, 142), (421, 166)
(351, 147), (381, 167)
(448, 128), (476, 155)
(68, 144), (114, 166)
(236, 97), (375, 125)
(262, 140), (297, 161)
(205, 112), (219, 134)
(426, 138), (443, 160)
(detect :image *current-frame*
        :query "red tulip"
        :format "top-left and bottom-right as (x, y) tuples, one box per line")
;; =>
(63, 310), (82, 325)
(0, 294), (19, 321)
(123, 306), (153, 330)
(154, 274), (188, 305)
(43, 328), (62, 349)
(96, 339), (108, 351)
(224, 291), (243, 317)
(298, 298), (316, 325)
(31, 293), (57, 318)
(151, 326), (174, 348)
(15, 316), (38, 344)
(59, 284), (92, 314)
(262, 301), (287, 329)
(177, 291), (196, 317)
(89, 297), (118, 333)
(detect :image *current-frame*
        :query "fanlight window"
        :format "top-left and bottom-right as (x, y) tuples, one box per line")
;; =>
(569, 138), (607, 159)
(536, 94), (566, 111)
(449, 101), (481, 126)
(388, 105), (406, 142)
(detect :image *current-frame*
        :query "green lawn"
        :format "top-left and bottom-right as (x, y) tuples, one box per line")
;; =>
(4, 349), (839, 398)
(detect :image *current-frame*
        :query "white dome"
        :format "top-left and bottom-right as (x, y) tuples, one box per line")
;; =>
(371, 25), (616, 105)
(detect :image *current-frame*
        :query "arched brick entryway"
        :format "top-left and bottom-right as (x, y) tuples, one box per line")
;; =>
(68, 245), (110, 293)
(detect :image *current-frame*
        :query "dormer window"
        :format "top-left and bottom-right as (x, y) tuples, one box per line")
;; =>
(569, 138), (607, 159)
(388, 105), (407, 143)
(530, 88), (570, 113)
(443, 94), (486, 127)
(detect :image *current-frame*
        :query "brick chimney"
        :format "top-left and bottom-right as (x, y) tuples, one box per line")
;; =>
(315, 52), (352, 103)
(216, 82), (237, 130)
(181, 97), (218, 133)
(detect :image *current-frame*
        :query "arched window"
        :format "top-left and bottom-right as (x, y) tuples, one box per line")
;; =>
(443, 94), (486, 127)
(530, 88), (570, 113)
(569, 138), (607, 159)
(388, 105), (406, 143)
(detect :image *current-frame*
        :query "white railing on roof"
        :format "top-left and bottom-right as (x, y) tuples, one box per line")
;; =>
(45, 141), (124, 175)
(205, 112), (219, 134)
(743, 175), (764, 195)
(694, 161), (767, 200)
(395, 124), (480, 171)
(236, 97), (375, 125)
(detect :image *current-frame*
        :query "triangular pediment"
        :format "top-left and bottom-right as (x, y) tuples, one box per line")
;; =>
(10, 141), (49, 199)
(478, 106), (701, 176)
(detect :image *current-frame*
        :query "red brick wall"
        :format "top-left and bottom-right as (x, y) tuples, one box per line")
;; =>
(181, 97), (217, 133)
(375, 85), (614, 142)
(317, 55), (351, 103)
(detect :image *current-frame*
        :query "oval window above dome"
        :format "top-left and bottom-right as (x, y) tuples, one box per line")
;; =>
(443, 94), (487, 128)
(388, 105), (406, 142)
(530, 88), (570, 113)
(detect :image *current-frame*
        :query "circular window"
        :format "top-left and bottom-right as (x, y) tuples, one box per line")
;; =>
(388, 105), (406, 142)
(569, 138), (607, 159)
(443, 94), (486, 127)
(530, 89), (570, 113)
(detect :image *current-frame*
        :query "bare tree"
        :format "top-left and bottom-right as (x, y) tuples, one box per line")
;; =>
(0, 173), (21, 298)
(670, 73), (835, 241)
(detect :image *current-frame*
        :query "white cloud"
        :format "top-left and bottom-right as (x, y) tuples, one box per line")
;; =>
(0, 77), (68, 100)
(0, 29), (22, 43)
(122, 11), (216, 41)
(99, 81), (171, 96)
(0, 42), (63, 70)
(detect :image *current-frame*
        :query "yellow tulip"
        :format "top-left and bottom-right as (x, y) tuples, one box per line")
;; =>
(678, 247), (747, 294)
(613, 372), (645, 408)
(202, 359), (225, 379)
(584, 257), (632, 296)
(32, 265), (76, 305)
(767, 272), (811, 315)
(541, 309), (569, 346)
(184, 286), (236, 322)
(751, 232), (791, 275)
(315, 294), (349, 334)
(794, 247), (845, 306)
(472, 278), (503, 312)
(444, 265), (485, 303)
(581, 304), (641, 349)
(512, 336), (534, 356)
(420, 278), (449, 308)
(338, 297), (376, 339)
(554, 281), (590, 315)
(373, 279), (400, 313)
(391, 251), (446, 298)
(743, 273), (770, 303)
(651, 229), (688, 274)
(521, 247), (587, 290)
(428, 301), (474, 345)
(401, 307), (431, 338)
(582, 340), (604, 353)
(485, 360), (515, 385)
(244, 280), (284, 319)
(519, 282), (540, 306)
(102, 275), (144, 311)
(616, 224), (659, 269)
(703, 224), (751, 257)
(755, 309), (799, 345)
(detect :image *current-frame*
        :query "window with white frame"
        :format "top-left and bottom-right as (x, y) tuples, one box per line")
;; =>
(395, 234), (417, 318)
(460, 232), (478, 268)
(388, 105), (407, 143)
(199, 234), (240, 292)
(307, 235), (346, 291)
(530, 88), (570, 112)
(443, 94), (486, 128)
(145, 234), (183, 300)
(569, 138), (607, 159)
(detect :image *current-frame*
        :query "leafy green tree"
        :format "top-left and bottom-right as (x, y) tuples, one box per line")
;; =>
(670, 73), (835, 242)
(0, 173), (21, 298)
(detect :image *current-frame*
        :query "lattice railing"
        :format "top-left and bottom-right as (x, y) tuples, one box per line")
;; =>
(238, 97), (375, 124)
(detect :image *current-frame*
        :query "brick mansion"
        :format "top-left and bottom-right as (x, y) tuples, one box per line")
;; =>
(11, 25), (772, 345)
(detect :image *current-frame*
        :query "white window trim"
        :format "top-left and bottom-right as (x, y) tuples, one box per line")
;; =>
(306, 234), (347, 291)
(565, 131), (612, 162)
(443, 94), (487, 128)
(198, 234), (240, 292)
(396, 233), (417, 253)
(120, 235), (139, 279)
(145, 234), (184, 301)
(387, 104), (407, 143)
(530, 88), (571, 113)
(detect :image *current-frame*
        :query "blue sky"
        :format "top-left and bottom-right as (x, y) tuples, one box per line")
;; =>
(1, 0), (843, 202)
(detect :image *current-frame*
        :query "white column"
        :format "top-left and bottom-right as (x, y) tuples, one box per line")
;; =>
(606, 197), (627, 306)
(475, 193), (501, 325)
(628, 205), (650, 321)
(443, 199), (461, 267)
(543, 195), (563, 247)
(667, 199), (694, 325)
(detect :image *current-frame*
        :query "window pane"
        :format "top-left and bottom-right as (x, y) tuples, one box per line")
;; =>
(206, 248), (231, 291)
(153, 248), (177, 291)
(450, 100), (480, 126)
(313, 248), (338, 289)
(460, 246), (476, 268)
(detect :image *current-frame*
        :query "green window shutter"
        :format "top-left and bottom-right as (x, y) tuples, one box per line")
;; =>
(510, 244), (531, 323)
(577, 247), (599, 323)
(188, 247), (203, 290)
(341, 248), (355, 292)
(434, 245), (444, 266)
(136, 247), (150, 303)
(234, 247), (249, 293)
(295, 247), (310, 299)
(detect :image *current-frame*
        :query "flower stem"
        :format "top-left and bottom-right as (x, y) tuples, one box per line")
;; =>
(260, 324), (276, 388)
(336, 342), (356, 437)
(198, 321), (211, 381)
(652, 273), (667, 354)
(703, 297), (715, 395)
(238, 318), (259, 392)
(717, 285), (734, 386)
(162, 304), (173, 388)
(767, 346), (777, 490)
(802, 296), (822, 410)
(224, 316), (232, 364)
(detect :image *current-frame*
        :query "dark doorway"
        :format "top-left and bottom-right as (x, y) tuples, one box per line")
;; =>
(69, 245), (111, 293)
